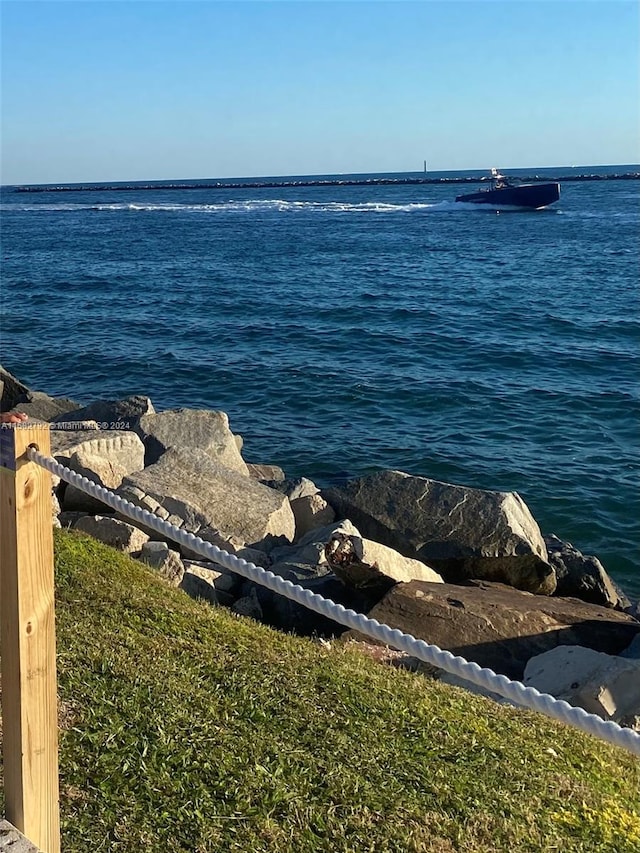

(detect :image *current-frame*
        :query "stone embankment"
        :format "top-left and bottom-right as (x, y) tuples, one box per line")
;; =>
(9, 172), (640, 193)
(2, 365), (639, 729)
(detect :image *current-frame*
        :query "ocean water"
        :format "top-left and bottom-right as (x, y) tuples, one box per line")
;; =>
(1, 167), (639, 596)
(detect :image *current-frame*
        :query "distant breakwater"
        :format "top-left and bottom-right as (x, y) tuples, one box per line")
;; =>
(9, 172), (640, 193)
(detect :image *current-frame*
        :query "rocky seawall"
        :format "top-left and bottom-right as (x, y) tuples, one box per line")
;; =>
(2, 364), (639, 728)
(8, 172), (640, 193)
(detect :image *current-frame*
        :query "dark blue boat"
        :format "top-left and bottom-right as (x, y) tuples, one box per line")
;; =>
(456, 168), (560, 209)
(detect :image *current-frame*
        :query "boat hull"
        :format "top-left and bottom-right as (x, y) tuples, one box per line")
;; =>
(455, 182), (560, 209)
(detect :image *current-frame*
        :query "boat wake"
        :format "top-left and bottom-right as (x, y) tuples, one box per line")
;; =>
(0, 198), (521, 215)
(0, 197), (565, 217)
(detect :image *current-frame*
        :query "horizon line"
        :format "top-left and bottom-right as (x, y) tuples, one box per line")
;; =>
(3, 162), (640, 190)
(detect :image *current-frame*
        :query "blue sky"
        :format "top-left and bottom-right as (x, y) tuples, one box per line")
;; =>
(1, 0), (638, 184)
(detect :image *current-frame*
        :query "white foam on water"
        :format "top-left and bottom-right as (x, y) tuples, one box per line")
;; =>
(0, 198), (547, 215)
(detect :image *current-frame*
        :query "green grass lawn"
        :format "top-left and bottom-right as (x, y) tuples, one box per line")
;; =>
(1, 529), (639, 852)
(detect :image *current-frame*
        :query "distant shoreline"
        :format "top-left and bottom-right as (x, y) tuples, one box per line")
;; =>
(8, 171), (640, 193)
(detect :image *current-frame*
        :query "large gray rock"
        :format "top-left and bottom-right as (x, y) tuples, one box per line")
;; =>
(325, 524), (443, 593)
(264, 477), (320, 500)
(62, 443), (144, 512)
(246, 463), (285, 481)
(291, 493), (336, 542)
(0, 820), (43, 853)
(139, 541), (185, 586)
(323, 470), (555, 594)
(135, 408), (249, 473)
(51, 429), (145, 512)
(180, 566), (221, 606)
(178, 525), (271, 567)
(52, 395), (154, 428)
(182, 560), (242, 597)
(74, 515), (149, 553)
(118, 448), (294, 552)
(51, 428), (145, 471)
(0, 365), (30, 411)
(620, 634), (640, 659)
(346, 580), (640, 679)
(524, 646), (640, 726)
(545, 534), (630, 610)
(9, 390), (81, 422)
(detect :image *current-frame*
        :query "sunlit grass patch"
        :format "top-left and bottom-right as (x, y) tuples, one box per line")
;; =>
(1, 529), (638, 852)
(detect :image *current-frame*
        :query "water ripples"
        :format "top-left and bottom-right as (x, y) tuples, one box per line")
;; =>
(2, 177), (638, 594)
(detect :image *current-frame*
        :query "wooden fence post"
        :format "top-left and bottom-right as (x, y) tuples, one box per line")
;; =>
(0, 424), (60, 853)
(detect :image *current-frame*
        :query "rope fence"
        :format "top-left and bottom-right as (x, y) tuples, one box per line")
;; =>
(28, 444), (640, 758)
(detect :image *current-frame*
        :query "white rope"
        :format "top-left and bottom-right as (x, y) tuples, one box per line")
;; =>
(29, 446), (640, 757)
